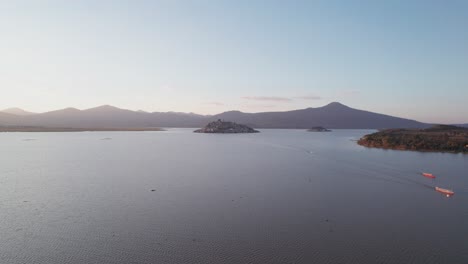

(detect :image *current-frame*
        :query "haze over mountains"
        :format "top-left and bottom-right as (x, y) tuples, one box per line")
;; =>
(0, 102), (456, 129)
(1, 107), (36, 116)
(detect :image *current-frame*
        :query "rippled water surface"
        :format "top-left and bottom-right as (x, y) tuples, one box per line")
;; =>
(1, 129), (467, 263)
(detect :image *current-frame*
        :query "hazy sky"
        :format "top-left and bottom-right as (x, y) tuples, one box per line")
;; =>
(1, 0), (467, 123)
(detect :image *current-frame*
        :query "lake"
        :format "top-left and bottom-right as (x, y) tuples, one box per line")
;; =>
(1, 129), (467, 263)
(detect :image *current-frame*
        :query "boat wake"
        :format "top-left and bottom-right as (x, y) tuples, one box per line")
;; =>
(328, 157), (436, 191)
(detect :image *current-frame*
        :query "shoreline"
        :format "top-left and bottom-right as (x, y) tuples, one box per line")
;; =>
(0, 127), (164, 132)
(357, 142), (468, 154)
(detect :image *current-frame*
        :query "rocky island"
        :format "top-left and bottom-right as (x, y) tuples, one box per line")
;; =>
(307, 126), (331, 132)
(358, 125), (468, 153)
(194, 119), (259, 133)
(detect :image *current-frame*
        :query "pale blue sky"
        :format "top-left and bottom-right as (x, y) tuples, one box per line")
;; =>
(1, 0), (467, 123)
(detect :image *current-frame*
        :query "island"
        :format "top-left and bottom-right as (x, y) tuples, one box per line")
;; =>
(194, 119), (259, 133)
(307, 126), (331, 132)
(358, 125), (468, 153)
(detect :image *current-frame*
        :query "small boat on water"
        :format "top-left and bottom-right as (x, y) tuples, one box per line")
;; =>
(422, 172), (436, 179)
(435, 187), (455, 197)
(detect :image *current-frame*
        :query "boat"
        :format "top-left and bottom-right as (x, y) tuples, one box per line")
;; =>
(422, 172), (436, 178)
(435, 187), (455, 197)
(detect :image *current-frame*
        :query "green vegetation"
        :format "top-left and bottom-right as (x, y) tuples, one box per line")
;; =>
(358, 125), (468, 153)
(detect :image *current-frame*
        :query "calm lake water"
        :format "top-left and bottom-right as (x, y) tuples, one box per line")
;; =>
(1, 129), (467, 264)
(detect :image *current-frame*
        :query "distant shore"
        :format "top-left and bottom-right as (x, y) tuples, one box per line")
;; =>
(0, 126), (164, 132)
(358, 125), (468, 153)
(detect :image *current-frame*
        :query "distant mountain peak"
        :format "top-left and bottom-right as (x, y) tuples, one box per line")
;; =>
(91, 105), (120, 110)
(45, 107), (80, 114)
(38, 107), (81, 116)
(63, 107), (80, 111)
(324, 102), (348, 108)
(84, 105), (125, 112)
(223, 110), (243, 114)
(1, 107), (36, 115)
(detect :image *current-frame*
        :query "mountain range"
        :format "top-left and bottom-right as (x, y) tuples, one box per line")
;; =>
(0, 102), (460, 129)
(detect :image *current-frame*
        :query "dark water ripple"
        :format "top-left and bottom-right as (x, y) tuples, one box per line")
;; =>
(1, 129), (467, 263)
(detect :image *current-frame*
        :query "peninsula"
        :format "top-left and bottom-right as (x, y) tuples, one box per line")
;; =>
(194, 120), (259, 133)
(358, 125), (468, 153)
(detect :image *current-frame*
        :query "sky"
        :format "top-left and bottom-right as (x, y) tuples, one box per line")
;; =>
(0, 0), (467, 123)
